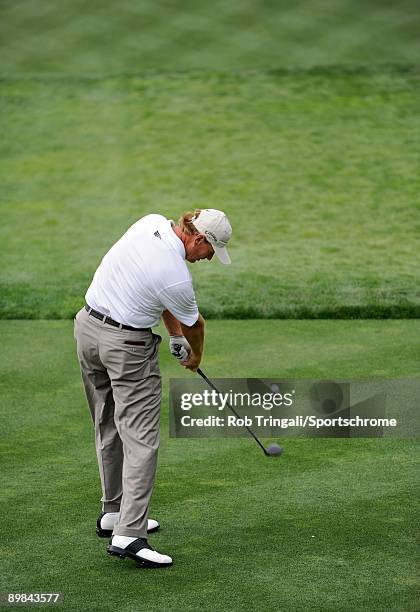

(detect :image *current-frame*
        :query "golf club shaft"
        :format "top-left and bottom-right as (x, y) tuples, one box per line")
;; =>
(196, 368), (269, 456)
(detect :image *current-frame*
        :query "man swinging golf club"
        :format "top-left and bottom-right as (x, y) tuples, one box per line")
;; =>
(74, 208), (232, 568)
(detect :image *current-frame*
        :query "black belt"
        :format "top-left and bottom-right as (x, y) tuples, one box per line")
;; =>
(85, 305), (151, 332)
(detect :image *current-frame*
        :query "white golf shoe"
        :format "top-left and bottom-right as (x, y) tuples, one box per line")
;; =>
(107, 536), (173, 568)
(96, 512), (160, 537)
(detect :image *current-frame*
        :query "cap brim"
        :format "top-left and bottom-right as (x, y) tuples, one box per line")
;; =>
(213, 245), (231, 264)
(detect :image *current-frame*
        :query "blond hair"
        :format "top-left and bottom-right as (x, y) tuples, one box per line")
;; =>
(178, 209), (202, 235)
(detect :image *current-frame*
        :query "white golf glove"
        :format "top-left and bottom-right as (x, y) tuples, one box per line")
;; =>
(169, 336), (191, 363)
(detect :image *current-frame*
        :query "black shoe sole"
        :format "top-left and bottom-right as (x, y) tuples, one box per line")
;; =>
(97, 524), (160, 538)
(107, 545), (172, 568)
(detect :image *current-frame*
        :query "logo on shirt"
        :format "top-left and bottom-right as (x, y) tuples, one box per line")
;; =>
(154, 230), (161, 239)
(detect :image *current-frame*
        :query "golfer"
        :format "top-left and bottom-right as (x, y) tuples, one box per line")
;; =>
(74, 209), (232, 568)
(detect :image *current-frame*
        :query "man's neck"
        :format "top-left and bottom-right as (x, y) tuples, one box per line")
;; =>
(172, 224), (185, 244)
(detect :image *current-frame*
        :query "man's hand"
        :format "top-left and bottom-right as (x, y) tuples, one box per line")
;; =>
(181, 351), (201, 372)
(169, 335), (191, 363)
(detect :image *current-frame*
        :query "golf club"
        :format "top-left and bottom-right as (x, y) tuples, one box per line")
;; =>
(196, 368), (283, 457)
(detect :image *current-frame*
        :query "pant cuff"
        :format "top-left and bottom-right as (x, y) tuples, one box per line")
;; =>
(102, 503), (121, 513)
(113, 527), (147, 539)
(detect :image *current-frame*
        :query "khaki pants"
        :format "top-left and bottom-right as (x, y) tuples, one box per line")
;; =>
(74, 307), (162, 538)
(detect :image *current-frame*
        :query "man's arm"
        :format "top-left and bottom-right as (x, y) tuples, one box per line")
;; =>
(161, 309), (183, 336)
(180, 314), (205, 371)
(161, 309), (205, 371)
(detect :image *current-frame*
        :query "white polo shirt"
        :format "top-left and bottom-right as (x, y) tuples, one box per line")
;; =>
(85, 214), (199, 328)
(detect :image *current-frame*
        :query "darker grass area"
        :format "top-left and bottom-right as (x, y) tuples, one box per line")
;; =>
(1, 0), (420, 76)
(1, 62), (419, 82)
(1, 284), (420, 320)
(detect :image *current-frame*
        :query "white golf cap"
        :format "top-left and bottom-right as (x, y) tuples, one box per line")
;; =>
(191, 209), (232, 264)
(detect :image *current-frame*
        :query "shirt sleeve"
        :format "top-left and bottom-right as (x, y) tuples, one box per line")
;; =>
(158, 281), (199, 327)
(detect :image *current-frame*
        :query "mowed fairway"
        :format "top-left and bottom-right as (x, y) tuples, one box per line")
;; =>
(1, 68), (420, 319)
(1, 320), (418, 612)
(1, 0), (419, 75)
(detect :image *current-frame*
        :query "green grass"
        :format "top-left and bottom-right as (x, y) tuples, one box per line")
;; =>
(1, 67), (420, 319)
(1, 319), (419, 611)
(1, 0), (420, 75)
(2, 3), (419, 610)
